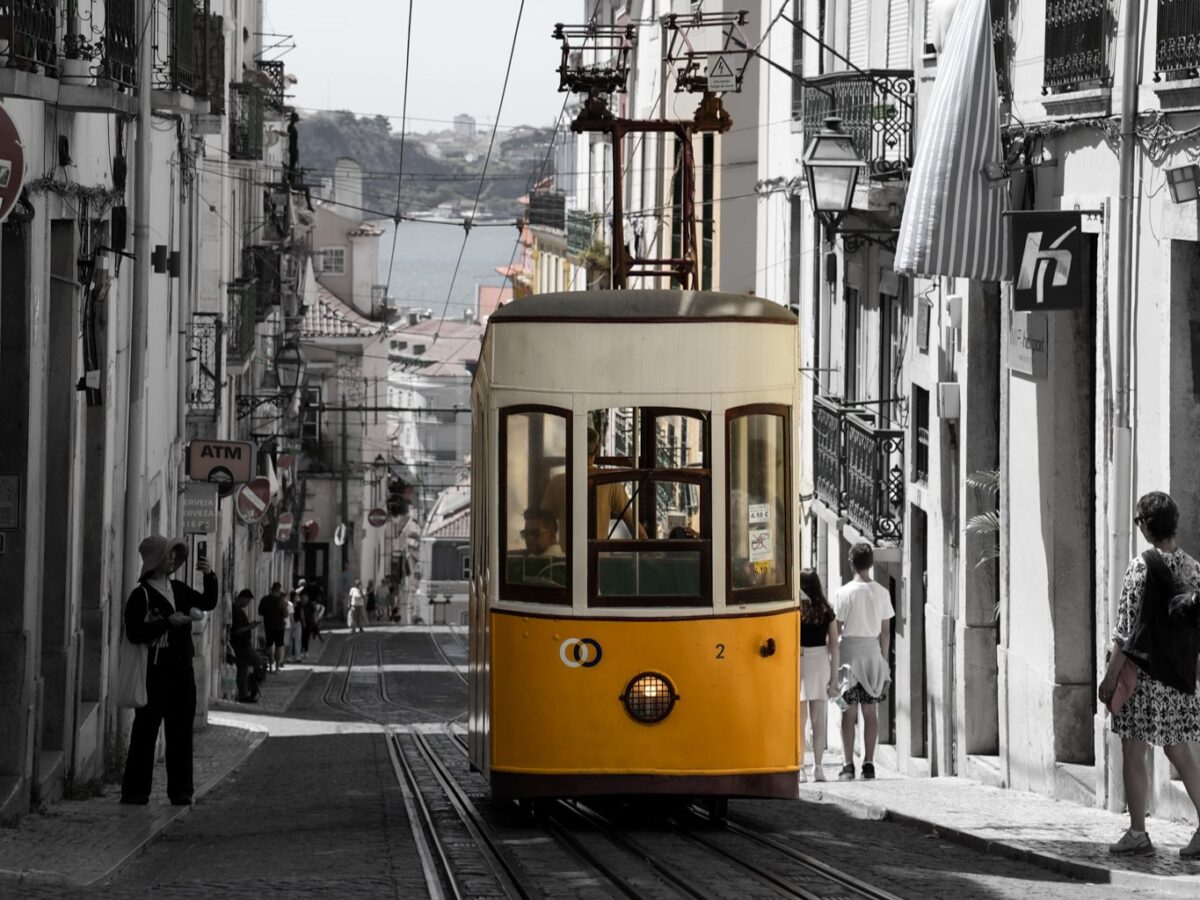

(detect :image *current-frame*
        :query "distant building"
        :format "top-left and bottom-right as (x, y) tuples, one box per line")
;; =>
(453, 113), (476, 138)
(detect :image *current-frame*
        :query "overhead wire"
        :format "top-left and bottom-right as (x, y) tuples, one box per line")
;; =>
(382, 0), (415, 306)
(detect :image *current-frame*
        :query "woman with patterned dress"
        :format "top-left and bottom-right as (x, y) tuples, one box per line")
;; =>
(1099, 491), (1200, 858)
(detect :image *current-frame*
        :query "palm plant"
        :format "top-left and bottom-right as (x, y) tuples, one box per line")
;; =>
(966, 468), (1000, 625)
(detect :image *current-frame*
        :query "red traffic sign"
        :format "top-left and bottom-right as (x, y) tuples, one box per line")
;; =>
(0, 106), (25, 225)
(235, 478), (272, 524)
(367, 507), (388, 527)
(276, 511), (294, 542)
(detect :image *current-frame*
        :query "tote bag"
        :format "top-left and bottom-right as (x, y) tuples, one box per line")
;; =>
(115, 589), (149, 709)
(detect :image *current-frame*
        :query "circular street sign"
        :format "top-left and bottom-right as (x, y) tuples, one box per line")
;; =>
(235, 478), (272, 524)
(367, 507), (388, 528)
(0, 106), (26, 225)
(276, 511), (294, 542)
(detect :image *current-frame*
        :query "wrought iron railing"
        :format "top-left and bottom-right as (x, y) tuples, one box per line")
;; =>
(186, 314), (221, 415)
(0, 0), (57, 74)
(198, 11), (225, 113)
(800, 69), (914, 176)
(102, 0), (137, 89)
(567, 209), (598, 255)
(243, 245), (281, 319)
(1043, 0), (1111, 93)
(256, 59), (286, 112)
(226, 281), (257, 363)
(812, 395), (904, 545)
(230, 82), (264, 159)
(991, 0), (1011, 98)
(1155, 0), (1200, 81)
(153, 0), (198, 93)
(528, 190), (566, 231)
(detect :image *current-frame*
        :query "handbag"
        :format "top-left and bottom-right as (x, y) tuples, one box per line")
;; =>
(114, 588), (149, 709)
(1107, 657), (1138, 716)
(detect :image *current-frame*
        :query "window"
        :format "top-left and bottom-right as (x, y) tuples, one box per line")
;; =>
(913, 386), (929, 484)
(300, 386), (321, 442)
(727, 406), (791, 603)
(318, 247), (345, 274)
(500, 407), (570, 603)
(588, 407), (711, 607)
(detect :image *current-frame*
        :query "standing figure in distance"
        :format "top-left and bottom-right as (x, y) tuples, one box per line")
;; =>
(799, 569), (840, 783)
(230, 588), (265, 703)
(121, 536), (218, 806)
(258, 582), (288, 673)
(348, 579), (367, 633)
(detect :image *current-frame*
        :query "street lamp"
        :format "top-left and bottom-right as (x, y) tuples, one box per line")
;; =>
(274, 339), (308, 395)
(802, 117), (867, 232)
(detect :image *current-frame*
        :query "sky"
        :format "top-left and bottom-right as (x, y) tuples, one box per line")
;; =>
(263, 0), (572, 134)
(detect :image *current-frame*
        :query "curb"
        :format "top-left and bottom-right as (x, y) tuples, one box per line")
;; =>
(814, 789), (1200, 899)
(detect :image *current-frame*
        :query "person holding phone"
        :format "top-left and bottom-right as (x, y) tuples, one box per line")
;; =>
(121, 535), (218, 806)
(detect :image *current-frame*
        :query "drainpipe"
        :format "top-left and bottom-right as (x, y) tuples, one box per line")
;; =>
(122, 0), (153, 591)
(1107, 0), (1141, 809)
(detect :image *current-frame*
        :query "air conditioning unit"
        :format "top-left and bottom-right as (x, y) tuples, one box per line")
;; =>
(937, 382), (961, 420)
(946, 294), (964, 329)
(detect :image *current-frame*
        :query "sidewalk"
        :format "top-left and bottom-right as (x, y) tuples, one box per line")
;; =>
(0, 666), (311, 889)
(803, 748), (1200, 898)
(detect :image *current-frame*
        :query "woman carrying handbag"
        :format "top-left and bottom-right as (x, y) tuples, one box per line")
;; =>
(1099, 492), (1200, 858)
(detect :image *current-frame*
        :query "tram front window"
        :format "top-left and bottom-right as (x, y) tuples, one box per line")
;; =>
(728, 408), (791, 603)
(501, 408), (569, 600)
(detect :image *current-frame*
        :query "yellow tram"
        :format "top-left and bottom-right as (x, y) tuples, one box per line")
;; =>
(468, 290), (802, 800)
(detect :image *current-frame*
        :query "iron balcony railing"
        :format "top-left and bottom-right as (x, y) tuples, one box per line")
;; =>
(102, 0), (137, 89)
(230, 82), (264, 159)
(1155, 0), (1200, 81)
(199, 11), (225, 113)
(243, 245), (282, 319)
(799, 69), (914, 177)
(153, 0), (198, 93)
(567, 208), (599, 256)
(812, 395), (904, 545)
(226, 281), (257, 363)
(186, 313), (221, 416)
(991, 0), (1010, 98)
(1043, 0), (1111, 93)
(0, 0), (57, 75)
(256, 59), (286, 112)
(528, 190), (566, 231)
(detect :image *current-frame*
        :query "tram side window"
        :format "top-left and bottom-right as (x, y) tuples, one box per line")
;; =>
(501, 408), (570, 602)
(728, 408), (790, 602)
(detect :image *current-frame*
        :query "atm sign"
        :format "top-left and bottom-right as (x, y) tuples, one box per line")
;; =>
(186, 440), (255, 485)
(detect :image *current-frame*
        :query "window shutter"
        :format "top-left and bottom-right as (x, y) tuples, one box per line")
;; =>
(887, 0), (909, 68)
(848, 0), (870, 68)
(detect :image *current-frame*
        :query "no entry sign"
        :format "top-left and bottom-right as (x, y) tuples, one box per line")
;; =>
(235, 478), (272, 524)
(0, 104), (26, 224)
(368, 507), (388, 527)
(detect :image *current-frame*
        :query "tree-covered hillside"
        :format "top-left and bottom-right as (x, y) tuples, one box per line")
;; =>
(297, 111), (555, 219)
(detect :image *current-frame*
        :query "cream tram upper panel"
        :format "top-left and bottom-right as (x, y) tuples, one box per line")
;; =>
(480, 291), (798, 398)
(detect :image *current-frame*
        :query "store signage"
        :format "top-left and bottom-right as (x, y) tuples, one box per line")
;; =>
(187, 439), (255, 493)
(1010, 210), (1083, 311)
(181, 482), (218, 534)
(1009, 311), (1048, 379)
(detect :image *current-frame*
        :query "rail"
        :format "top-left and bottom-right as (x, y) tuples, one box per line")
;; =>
(1043, 0), (1110, 93)
(1155, 0), (1200, 81)
(225, 281), (257, 363)
(154, 0), (198, 93)
(799, 69), (913, 176)
(0, 0), (57, 75)
(102, 0), (137, 89)
(528, 189), (566, 231)
(186, 314), (221, 415)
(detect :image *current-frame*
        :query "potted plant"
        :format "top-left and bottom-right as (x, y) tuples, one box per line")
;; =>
(61, 33), (97, 86)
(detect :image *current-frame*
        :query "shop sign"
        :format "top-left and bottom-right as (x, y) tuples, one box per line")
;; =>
(187, 439), (255, 492)
(1010, 210), (1083, 311)
(1009, 311), (1048, 379)
(181, 482), (218, 533)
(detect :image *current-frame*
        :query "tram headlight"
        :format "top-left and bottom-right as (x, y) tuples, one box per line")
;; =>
(620, 672), (678, 724)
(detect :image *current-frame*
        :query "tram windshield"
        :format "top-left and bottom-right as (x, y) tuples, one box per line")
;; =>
(588, 408), (710, 607)
(501, 407), (569, 601)
(727, 407), (791, 603)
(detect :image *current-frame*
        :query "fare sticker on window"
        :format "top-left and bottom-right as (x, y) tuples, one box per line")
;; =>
(749, 528), (773, 563)
(748, 503), (771, 525)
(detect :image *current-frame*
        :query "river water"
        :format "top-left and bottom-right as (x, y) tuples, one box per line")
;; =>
(376, 219), (520, 318)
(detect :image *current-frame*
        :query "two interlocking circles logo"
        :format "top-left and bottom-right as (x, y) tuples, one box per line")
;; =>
(559, 637), (602, 668)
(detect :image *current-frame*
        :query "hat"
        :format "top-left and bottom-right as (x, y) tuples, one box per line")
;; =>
(138, 535), (188, 579)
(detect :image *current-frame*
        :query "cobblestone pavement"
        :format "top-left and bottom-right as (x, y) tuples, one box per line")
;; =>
(5, 623), (1200, 898)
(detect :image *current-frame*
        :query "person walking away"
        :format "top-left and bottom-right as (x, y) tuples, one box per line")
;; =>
(296, 580), (312, 659)
(1099, 491), (1200, 858)
(287, 589), (303, 661)
(121, 536), (219, 805)
(799, 569), (840, 782)
(306, 582), (326, 647)
(338, 560), (354, 623)
(348, 579), (367, 633)
(230, 589), (265, 702)
(388, 576), (401, 623)
(258, 582), (288, 672)
(834, 542), (894, 781)
(365, 579), (377, 622)
(374, 577), (390, 622)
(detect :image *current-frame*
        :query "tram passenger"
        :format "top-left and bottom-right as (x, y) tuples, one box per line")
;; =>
(542, 427), (648, 542)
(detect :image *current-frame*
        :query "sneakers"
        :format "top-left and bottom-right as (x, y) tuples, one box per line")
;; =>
(838, 764), (855, 781)
(1181, 828), (1200, 860)
(798, 767), (808, 783)
(1108, 829), (1154, 856)
(861, 761), (875, 780)
(813, 765), (826, 782)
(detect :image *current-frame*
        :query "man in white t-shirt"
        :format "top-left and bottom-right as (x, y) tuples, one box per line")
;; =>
(833, 542), (895, 781)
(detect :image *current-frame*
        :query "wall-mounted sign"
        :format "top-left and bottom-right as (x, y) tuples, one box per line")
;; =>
(367, 508), (388, 528)
(707, 54), (737, 92)
(0, 106), (27, 225)
(276, 511), (295, 543)
(187, 439), (255, 494)
(1010, 211), (1083, 311)
(181, 482), (218, 534)
(235, 478), (272, 524)
(1009, 311), (1048, 379)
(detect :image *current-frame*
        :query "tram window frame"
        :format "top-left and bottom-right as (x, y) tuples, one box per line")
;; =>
(586, 408), (712, 608)
(725, 404), (793, 605)
(498, 405), (572, 605)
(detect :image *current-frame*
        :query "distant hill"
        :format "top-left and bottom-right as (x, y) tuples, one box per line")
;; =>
(296, 111), (555, 220)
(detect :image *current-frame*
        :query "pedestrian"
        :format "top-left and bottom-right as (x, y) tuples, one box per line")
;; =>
(834, 542), (894, 781)
(799, 568), (839, 783)
(230, 588), (265, 703)
(348, 578), (367, 633)
(120, 535), (218, 806)
(366, 578), (377, 622)
(296, 579), (312, 658)
(258, 582), (288, 672)
(374, 577), (390, 622)
(388, 577), (402, 623)
(288, 589), (304, 660)
(338, 560), (354, 622)
(306, 582), (326, 647)
(1099, 491), (1200, 858)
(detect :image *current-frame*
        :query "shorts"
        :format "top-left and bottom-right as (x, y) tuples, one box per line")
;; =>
(800, 645), (831, 701)
(265, 627), (286, 647)
(843, 683), (887, 705)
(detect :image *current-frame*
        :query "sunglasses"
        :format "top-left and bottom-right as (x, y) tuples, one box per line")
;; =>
(1133, 515), (1144, 526)
(520, 528), (551, 538)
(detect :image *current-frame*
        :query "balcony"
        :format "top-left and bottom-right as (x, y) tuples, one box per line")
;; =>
(186, 313), (221, 417)
(812, 395), (904, 545)
(230, 82), (264, 160)
(256, 59), (287, 113)
(528, 190), (566, 231)
(799, 69), (913, 177)
(243, 245), (282, 319)
(102, 0), (137, 90)
(1043, 0), (1110, 94)
(567, 209), (600, 256)
(0, 0), (56, 75)
(226, 281), (257, 365)
(198, 11), (225, 115)
(1156, 0), (1200, 81)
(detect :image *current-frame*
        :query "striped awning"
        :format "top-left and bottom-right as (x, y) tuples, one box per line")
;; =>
(894, 0), (1010, 282)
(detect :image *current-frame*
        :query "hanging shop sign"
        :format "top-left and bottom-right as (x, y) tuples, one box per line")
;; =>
(276, 511), (295, 542)
(0, 105), (26, 225)
(1009, 210), (1083, 311)
(187, 439), (255, 495)
(235, 478), (272, 524)
(1009, 311), (1048, 379)
(181, 482), (218, 534)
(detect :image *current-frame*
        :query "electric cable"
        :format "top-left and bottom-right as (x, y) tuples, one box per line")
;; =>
(382, 0), (415, 306)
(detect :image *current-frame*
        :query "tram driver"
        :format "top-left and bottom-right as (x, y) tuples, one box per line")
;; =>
(513, 508), (566, 587)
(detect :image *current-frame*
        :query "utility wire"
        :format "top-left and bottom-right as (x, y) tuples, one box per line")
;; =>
(382, 0), (415, 306)
(433, 0), (526, 344)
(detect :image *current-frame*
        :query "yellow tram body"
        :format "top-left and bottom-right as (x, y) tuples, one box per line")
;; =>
(469, 290), (804, 800)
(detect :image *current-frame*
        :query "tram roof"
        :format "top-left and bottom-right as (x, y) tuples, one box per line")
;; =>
(488, 290), (796, 324)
